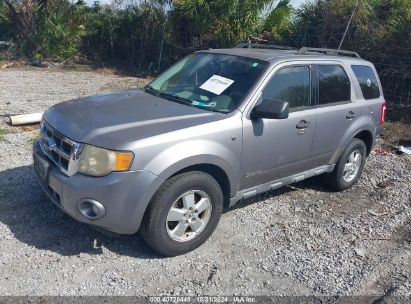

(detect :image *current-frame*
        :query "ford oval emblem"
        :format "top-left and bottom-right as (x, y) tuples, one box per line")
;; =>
(44, 137), (56, 151)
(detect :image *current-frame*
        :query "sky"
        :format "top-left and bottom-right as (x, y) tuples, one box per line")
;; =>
(290, 0), (309, 7)
(85, 0), (309, 8)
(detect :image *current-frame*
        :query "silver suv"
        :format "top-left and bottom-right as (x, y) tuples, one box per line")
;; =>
(33, 46), (386, 256)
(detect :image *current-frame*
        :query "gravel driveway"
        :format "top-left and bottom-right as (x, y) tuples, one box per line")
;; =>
(0, 67), (410, 298)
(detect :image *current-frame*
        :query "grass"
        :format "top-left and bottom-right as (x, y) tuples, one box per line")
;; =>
(16, 127), (40, 146)
(0, 126), (39, 145)
(0, 128), (11, 142)
(27, 135), (38, 146)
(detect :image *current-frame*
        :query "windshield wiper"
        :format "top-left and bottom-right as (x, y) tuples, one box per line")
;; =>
(144, 87), (223, 113)
(157, 92), (193, 107)
(144, 86), (192, 106)
(144, 85), (159, 96)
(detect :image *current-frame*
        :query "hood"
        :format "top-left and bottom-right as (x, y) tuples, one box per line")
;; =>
(44, 89), (224, 149)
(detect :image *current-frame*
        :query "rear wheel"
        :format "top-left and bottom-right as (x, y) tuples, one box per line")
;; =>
(324, 138), (367, 191)
(141, 171), (223, 256)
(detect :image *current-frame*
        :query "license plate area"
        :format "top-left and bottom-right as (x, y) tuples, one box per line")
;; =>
(34, 153), (50, 184)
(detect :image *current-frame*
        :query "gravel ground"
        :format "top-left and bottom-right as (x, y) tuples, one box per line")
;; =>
(0, 67), (410, 298)
(0, 67), (147, 116)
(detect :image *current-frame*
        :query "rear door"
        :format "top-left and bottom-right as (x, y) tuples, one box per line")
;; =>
(241, 63), (317, 189)
(308, 63), (364, 169)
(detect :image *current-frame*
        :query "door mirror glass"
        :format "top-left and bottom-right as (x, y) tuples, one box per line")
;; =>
(251, 99), (289, 119)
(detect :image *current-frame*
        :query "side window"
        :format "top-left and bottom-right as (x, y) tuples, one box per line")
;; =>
(318, 65), (351, 105)
(262, 66), (310, 109)
(351, 65), (381, 99)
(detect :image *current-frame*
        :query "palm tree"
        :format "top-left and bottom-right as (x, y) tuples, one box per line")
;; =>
(171, 0), (277, 47)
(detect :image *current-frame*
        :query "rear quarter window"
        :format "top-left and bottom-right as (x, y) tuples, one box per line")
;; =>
(351, 65), (381, 99)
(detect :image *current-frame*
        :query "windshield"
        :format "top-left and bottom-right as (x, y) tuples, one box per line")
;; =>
(146, 52), (268, 113)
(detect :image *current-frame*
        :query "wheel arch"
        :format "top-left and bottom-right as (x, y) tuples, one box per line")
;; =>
(168, 163), (232, 208)
(331, 119), (376, 164)
(130, 160), (236, 234)
(353, 129), (374, 156)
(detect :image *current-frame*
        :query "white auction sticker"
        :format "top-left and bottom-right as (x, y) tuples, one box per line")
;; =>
(200, 75), (234, 95)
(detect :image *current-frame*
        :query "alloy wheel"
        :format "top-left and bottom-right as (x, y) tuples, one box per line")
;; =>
(166, 190), (212, 242)
(343, 149), (362, 183)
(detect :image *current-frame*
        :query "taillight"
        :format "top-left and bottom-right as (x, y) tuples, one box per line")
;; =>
(380, 102), (386, 125)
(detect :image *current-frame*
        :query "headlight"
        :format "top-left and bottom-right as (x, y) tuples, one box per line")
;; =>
(78, 145), (134, 177)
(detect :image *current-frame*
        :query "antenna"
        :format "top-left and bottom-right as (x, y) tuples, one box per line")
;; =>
(338, 0), (359, 50)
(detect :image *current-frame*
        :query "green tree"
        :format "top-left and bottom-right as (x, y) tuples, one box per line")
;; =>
(289, 0), (411, 113)
(83, 1), (167, 72)
(170, 0), (277, 48)
(262, 0), (293, 42)
(289, 0), (411, 52)
(0, 1), (14, 41)
(2, 0), (86, 59)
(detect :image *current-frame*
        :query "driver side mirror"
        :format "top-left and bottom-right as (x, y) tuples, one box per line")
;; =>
(251, 99), (289, 120)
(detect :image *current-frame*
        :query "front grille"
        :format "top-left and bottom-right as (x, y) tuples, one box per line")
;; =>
(39, 120), (81, 176)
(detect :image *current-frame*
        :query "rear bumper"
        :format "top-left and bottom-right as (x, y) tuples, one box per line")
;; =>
(372, 125), (382, 152)
(33, 141), (164, 234)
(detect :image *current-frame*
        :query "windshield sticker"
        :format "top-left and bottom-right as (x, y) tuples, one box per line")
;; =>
(193, 101), (217, 107)
(200, 75), (234, 95)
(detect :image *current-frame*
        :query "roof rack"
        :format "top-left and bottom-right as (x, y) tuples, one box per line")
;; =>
(297, 47), (361, 58)
(235, 42), (295, 51)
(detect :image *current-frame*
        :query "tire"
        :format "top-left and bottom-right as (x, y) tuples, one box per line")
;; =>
(324, 138), (367, 191)
(141, 171), (223, 257)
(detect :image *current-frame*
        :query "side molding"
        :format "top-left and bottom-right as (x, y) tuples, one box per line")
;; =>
(229, 164), (335, 207)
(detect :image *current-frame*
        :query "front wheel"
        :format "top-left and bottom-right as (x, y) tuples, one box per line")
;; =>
(141, 171), (223, 256)
(324, 138), (367, 191)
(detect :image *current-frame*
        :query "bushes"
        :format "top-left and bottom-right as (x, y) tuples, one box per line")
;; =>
(1, 0), (410, 62)
(0, 0), (410, 101)
(83, 2), (167, 72)
(0, 0), (169, 71)
(287, 0), (410, 53)
(288, 0), (411, 107)
(2, 0), (86, 60)
(37, 1), (86, 60)
(0, 0), (409, 111)
(171, 0), (276, 48)
(0, 2), (14, 41)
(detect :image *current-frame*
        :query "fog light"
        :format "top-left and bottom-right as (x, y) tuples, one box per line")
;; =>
(78, 199), (105, 220)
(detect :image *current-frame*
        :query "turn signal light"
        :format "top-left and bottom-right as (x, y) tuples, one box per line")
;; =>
(115, 152), (134, 171)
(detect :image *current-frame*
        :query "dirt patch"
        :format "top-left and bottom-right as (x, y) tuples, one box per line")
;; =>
(382, 121), (411, 149)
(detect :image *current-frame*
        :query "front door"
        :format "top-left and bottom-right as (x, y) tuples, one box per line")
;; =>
(241, 64), (317, 190)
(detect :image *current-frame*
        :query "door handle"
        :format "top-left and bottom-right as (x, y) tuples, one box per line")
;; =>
(346, 111), (356, 119)
(296, 120), (310, 129)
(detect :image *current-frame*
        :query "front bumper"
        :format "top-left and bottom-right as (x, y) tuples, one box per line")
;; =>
(33, 141), (164, 234)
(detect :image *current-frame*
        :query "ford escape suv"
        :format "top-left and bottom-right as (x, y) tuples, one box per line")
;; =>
(33, 45), (386, 256)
